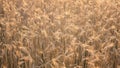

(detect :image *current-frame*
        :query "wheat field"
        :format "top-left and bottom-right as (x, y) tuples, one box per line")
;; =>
(0, 0), (120, 68)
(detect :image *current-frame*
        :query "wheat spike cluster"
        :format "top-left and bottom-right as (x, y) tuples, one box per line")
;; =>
(0, 0), (120, 68)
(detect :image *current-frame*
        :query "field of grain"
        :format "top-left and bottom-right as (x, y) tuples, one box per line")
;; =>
(0, 0), (120, 68)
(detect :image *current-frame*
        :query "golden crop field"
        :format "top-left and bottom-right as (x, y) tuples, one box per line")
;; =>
(0, 0), (120, 68)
